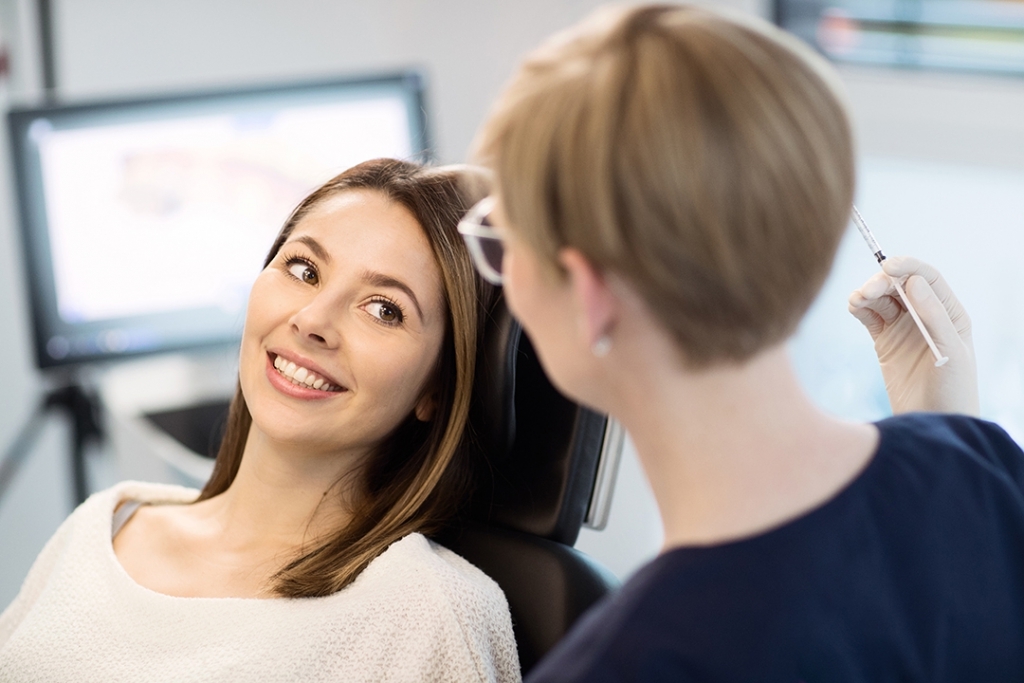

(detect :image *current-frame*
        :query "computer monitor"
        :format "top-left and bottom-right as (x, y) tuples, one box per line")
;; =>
(8, 71), (430, 369)
(773, 0), (1024, 75)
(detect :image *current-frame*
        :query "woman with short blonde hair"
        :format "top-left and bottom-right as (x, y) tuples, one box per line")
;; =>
(461, 5), (1024, 680)
(480, 4), (854, 366)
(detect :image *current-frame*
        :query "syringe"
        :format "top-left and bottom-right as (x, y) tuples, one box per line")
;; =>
(850, 206), (948, 367)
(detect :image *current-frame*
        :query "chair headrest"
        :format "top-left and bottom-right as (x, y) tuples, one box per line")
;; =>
(469, 296), (607, 546)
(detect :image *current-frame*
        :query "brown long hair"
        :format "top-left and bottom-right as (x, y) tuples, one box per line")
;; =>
(198, 158), (494, 597)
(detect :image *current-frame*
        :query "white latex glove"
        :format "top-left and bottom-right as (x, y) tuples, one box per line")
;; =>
(848, 256), (979, 416)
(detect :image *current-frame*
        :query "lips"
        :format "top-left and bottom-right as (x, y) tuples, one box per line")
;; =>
(268, 352), (346, 393)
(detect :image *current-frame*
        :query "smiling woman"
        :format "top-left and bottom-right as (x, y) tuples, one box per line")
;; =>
(0, 159), (520, 682)
(218, 161), (492, 597)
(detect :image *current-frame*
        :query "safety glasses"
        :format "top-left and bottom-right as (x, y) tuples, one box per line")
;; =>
(457, 197), (504, 285)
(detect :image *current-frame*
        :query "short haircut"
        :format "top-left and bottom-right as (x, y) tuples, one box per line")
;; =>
(476, 4), (855, 366)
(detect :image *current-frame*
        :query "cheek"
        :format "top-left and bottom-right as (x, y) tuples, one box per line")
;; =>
(501, 246), (584, 395)
(353, 328), (444, 408)
(397, 336), (442, 399)
(239, 273), (290, 388)
(240, 277), (276, 354)
(503, 244), (561, 346)
(502, 246), (535, 325)
(243, 273), (277, 330)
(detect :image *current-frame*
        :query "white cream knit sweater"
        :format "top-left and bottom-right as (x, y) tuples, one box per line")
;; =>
(0, 481), (520, 682)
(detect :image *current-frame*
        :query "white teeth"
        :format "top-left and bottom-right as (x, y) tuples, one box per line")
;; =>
(272, 355), (338, 393)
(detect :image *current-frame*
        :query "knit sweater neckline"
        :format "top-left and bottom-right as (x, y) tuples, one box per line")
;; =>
(102, 480), (394, 604)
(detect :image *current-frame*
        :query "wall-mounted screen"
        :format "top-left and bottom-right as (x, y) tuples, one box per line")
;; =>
(775, 0), (1024, 75)
(9, 72), (430, 368)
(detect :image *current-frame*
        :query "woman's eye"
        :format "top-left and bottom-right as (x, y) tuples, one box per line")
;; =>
(367, 300), (404, 325)
(286, 260), (318, 284)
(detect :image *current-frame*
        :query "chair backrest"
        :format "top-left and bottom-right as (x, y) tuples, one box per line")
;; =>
(438, 296), (620, 674)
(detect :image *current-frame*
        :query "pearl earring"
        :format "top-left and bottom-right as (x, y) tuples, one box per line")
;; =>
(592, 336), (612, 357)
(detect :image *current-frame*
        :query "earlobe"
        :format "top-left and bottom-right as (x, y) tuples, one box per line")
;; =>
(414, 393), (437, 422)
(558, 248), (617, 354)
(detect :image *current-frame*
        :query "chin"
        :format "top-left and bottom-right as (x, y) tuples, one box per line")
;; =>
(560, 379), (611, 415)
(247, 400), (311, 443)
(528, 343), (603, 411)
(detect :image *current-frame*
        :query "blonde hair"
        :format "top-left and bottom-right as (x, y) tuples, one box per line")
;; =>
(475, 4), (855, 366)
(199, 158), (496, 597)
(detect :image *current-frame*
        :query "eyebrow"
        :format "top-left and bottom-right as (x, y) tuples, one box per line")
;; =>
(361, 269), (424, 321)
(287, 235), (331, 264)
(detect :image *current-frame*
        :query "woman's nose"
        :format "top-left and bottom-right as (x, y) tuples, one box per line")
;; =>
(289, 296), (340, 348)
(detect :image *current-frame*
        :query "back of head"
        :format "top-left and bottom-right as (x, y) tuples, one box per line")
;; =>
(476, 4), (855, 366)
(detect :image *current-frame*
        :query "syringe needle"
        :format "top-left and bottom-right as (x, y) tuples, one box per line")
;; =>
(851, 206), (885, 264)
(851, 206), (948, 368)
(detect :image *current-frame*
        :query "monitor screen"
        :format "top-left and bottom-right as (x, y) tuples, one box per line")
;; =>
(8, 72), (430, 368)
(774, 0), (1024, 75)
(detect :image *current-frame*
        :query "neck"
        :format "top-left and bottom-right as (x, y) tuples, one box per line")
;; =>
(608, 344), (877, 550)
(197, 427), (365, 551)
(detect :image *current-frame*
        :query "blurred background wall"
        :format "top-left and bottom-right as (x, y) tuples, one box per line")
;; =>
(0, 0), (764, 612)
(2, 0), (1024, 616)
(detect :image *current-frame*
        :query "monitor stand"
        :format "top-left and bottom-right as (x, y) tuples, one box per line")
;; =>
(1, 353), (235, 509)
(0, 383), (104, 508)
(47, 384), (104, 506)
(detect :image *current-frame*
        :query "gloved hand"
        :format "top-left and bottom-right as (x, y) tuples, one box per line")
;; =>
(848, 256), (979, 416)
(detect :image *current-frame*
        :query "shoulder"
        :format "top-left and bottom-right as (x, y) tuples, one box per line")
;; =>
(79, 480), (199, 519)
(1, 481), (195, 646)
(876, 412), (1020, 452)
(364, 533), (511, 615)
(62, 480), (200, 574)
(27, 480), (198, 547)
(351, 534), (519, 681)
(528, 556), (681, 683)
(107, 480), (201, 533)
(875, 413), (1024, 492)
(104, 480), (200, 507)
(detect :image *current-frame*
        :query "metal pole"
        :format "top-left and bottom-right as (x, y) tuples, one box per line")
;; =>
(37, 0), (57, 102)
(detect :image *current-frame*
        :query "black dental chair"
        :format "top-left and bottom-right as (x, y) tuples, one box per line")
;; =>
(437, 296), (620, 674)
